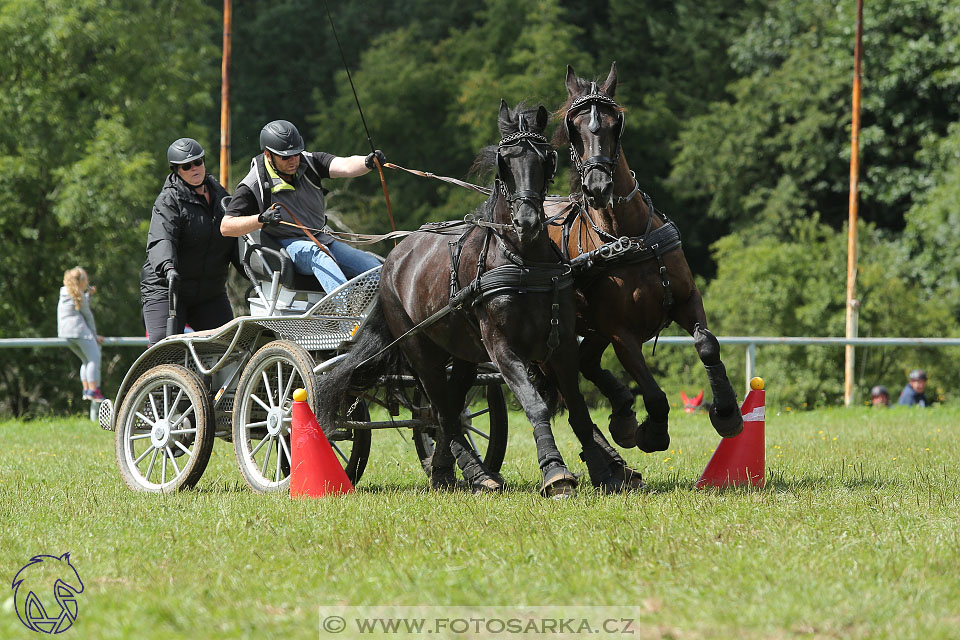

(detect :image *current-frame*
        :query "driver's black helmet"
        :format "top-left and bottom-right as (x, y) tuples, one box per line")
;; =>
(260, 120), (304, 156)
(167, 138), (205, 170)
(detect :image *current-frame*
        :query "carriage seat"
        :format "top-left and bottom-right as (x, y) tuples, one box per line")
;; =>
(240, 229), (326, 293)
(239, 229), (327, 316)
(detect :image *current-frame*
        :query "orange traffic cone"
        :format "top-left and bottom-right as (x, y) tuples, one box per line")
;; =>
(290, 388), (354, 497)
(696, 377), (766, 489)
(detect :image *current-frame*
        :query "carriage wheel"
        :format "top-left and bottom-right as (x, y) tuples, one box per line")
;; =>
(115, 364), (214, 493)
(232, 340), (371, 493)
(413, 381), (508, 475)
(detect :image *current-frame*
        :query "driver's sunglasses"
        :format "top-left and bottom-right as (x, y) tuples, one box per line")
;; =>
(178, 158), (204, 170)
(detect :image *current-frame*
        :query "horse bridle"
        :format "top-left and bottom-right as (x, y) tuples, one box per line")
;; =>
(495, 120), (558, 229)
(564, 81), (625, 181)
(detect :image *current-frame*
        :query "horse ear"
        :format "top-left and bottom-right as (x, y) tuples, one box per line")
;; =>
(565, 65), (580, 97)
(60, 552), (71, 562)
(498, 99), (512, 133)
(535, 105), (549, 132)
(601, 61), (617, 97)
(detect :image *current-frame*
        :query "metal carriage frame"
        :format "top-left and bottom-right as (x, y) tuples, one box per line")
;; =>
(104, 266), (508, 494)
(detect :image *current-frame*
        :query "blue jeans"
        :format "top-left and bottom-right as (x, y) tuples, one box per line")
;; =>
(278, 238), (381, 292)
(66, 337), (101, 384)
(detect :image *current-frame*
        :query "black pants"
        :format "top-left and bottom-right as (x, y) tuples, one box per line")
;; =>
(142, 292), (234, 346)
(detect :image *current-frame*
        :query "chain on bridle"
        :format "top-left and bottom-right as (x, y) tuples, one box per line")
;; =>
(563, 81), (625, 181)
(495, 119), (558, 226)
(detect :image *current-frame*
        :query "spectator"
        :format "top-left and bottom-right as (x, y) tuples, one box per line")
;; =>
(870, 385), (890, 407)
(57, 267), (104, 401)
(141, 138), (239, 346)
(898, 369), (929, 407)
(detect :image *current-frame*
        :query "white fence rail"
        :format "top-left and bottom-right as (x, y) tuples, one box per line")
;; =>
(4, 335), (959, 395)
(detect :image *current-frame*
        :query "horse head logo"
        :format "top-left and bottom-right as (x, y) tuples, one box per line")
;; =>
(12, 552), (84, 634)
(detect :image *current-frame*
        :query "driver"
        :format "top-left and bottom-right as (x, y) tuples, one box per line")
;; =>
(220, 120), (384, 292)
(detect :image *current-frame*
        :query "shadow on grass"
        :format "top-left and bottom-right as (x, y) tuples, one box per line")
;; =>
(641, 474), (897, 494)
(187, 473), (897, 498)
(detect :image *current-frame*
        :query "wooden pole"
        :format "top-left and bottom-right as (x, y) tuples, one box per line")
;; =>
(844, 0), (863, 407)
(219, 0), (232, 188)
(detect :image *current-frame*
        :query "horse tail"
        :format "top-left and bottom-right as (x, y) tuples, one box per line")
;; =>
(315, 299), (406, 426)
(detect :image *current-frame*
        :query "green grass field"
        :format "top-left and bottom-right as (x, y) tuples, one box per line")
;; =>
(1, 404), (958, 639)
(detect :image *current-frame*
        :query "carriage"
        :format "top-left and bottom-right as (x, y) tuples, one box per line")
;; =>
(103, 72), (743, 496)
(101, 229), (508, 493)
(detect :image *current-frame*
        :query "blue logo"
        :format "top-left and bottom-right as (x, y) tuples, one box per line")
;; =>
(11, 553), (84, 634)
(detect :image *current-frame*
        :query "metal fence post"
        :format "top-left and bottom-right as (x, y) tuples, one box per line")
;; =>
(745, 342), (756, 395)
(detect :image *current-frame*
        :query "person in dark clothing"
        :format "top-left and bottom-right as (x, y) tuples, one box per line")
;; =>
(220, 120), (383, 292)
(870, 385), (890, 407)
(141, 138), (239, 346)
(898, 369), (930, 407)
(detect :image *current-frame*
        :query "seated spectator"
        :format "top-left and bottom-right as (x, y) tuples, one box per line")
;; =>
(870, 385), (890, 407)
(898, 369), (929, 407)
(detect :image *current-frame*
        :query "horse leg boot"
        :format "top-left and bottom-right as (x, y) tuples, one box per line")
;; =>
(587, 427), (645, 491)
(533, 421), (577, 499)
(694, 324), (743, 437)
(579, 334), (638, 448)
(427, 426), (459, 490)
(449, 435), (504, 493)
(542, 352), (627, 495)
(610, 336), (670, 453)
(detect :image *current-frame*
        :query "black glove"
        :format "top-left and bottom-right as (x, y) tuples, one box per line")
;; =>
(258, 205), (283, 227)
(364, 149), (387, 170)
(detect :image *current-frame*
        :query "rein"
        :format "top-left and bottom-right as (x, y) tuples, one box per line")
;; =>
(270, 202), (336, 260)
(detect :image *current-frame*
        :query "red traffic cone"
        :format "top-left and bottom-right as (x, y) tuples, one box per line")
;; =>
(696, 377), (766, 489)
(290, 388), (354, 497)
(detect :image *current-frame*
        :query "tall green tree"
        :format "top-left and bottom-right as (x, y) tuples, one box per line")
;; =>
(0, 0), (221, 415)
(671, 0), (960, 242)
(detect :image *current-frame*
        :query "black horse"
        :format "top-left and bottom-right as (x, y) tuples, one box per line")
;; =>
(318, 101), (633, 496)
(546, 63), (744, 453)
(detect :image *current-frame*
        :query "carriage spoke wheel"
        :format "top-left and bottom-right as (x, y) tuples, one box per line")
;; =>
(233, 340), (370, 493)
(413, 382), (508, 476)
(115, 364), (213, 493)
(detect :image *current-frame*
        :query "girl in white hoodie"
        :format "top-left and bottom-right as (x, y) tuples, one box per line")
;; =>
(57, 267), (104, 401)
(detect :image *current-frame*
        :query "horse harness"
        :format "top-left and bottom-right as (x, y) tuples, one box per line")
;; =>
(357, 128), (572, 367)
(444, 127), (570, 358)
(562, 85), (683, 329)
(564, 82), (625, 183)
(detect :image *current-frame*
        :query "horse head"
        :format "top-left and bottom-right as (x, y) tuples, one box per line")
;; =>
(562, 62), (623, 210)
(496, 100), (557, 247)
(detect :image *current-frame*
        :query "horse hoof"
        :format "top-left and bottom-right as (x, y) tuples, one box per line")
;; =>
(540, 465), (577, 498)
(609, 411), (639, 448)
(609, 463), (645, 492)
(429, 468), (458, 491)
(545, 481), (577, 500)
(710, 405), (744, 438)
(636, 418), (669, 453)
(596, 476), (628, 494)
(471, 476), (505, 494)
